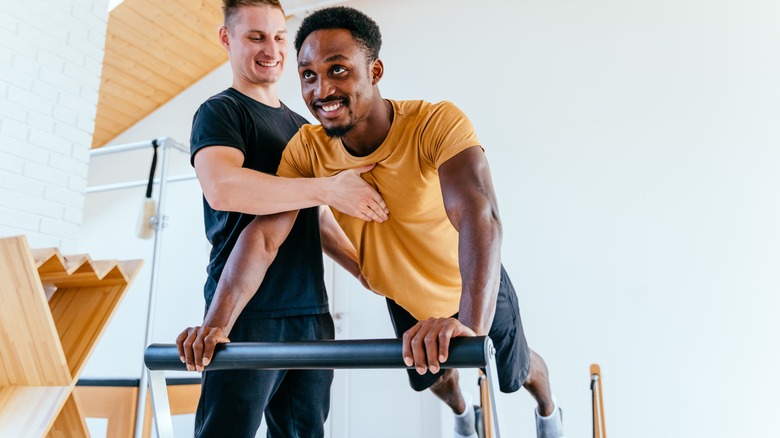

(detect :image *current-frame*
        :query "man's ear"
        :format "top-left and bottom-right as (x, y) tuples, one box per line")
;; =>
(219, 25), (230, 50)
(371, 58), (384, 85)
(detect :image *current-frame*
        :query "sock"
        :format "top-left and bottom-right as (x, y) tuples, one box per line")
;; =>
(454, 391), (477, 438)
(536, 396), (565, 438)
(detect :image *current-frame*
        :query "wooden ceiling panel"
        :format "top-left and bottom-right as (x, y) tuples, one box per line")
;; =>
(92, 0), (227, 147)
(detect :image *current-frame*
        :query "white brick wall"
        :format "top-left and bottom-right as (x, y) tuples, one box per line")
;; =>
(0, 0), (108, 252)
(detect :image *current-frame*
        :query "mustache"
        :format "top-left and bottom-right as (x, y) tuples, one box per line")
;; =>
(311, 96), (350, 107)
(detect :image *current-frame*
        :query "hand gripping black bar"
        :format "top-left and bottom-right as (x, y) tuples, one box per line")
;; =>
(143, 337), (501, 438)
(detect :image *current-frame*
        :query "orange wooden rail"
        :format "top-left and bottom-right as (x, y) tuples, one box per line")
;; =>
(590, 364), (607, 438)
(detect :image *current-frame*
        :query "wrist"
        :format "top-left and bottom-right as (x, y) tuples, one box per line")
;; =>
(313, 176), (333, 206)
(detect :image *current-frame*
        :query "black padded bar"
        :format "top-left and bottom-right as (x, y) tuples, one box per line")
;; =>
(145, 337), (492, 371)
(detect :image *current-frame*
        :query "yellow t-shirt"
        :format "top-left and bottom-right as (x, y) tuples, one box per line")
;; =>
(278, 100), (481, 320)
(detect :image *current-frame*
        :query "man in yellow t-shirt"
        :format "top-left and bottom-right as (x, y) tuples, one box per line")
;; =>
(189, 6), (564, 438)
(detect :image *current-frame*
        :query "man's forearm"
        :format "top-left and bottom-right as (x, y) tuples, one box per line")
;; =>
(201, 167), (332, 215)
(456, 212), (502, 335)
(203, 212), (298, 334)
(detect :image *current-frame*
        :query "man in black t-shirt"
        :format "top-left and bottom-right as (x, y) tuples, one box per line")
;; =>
(176, 1), (388, 437)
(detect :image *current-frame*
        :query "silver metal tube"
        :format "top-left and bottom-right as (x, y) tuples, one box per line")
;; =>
(86, 174), (197, 194)
(133, 138), (173, 438)
(89, 138), (163, 156)
(484, 339), (502, 438)
(147, 369), (175, 438)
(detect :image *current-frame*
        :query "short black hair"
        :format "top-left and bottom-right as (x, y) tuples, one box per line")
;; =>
(294, 6), (382, 61)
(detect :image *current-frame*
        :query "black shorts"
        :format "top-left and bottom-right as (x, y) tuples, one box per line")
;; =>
(386, 265), (530, 393)
(194, 313), (334, 438)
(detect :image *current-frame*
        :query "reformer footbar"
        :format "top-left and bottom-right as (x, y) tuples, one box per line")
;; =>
(144, 336), (502, 438)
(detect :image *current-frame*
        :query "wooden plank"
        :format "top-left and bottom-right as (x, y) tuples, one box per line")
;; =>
(109, 17), (215, 74)
(94, 110), (135, 137)
(47, 392), (89, 438)
(0, 386), (71, 437)
(101, 79), (163, 115)
(0, 236), (71, 386)
(101, 63), (179, 102)
(92, 126), (122, 148)
(123, 0), (224, 64)
(104, 31), (200, 82)
(168, 0), (223, 27)
(102, 53), (182, 96)
(147, 0), (225, 47)
(49, 283), (133, 378)
(76, 385), (138, 438)
(96, 91), (149, 122)
(31, 248), (59, 268)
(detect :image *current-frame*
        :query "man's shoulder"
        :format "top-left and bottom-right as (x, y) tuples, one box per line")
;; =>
(394, 99), (463, 119)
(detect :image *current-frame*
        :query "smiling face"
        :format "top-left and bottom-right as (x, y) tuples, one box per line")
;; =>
(297, 28), (382, 138)
(220, 4), (288, 90)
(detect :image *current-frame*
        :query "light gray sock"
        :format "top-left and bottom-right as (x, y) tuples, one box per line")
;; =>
(535, 397), (565, 438)
(454, 392), (478, 438)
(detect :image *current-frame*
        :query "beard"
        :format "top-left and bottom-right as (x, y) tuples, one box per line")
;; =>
(323, 121), (357, 138)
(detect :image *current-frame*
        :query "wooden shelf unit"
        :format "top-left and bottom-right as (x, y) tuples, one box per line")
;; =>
(0, 235), (143, 437)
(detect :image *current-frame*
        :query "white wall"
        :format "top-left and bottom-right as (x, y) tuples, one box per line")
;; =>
(0, 0), (108, 252)
(78, 0), (780, 437)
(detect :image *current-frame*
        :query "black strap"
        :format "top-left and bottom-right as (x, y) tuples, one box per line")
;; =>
(145, 139), (159, 199)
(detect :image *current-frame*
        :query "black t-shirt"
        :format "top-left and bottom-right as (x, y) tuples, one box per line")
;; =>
(190, 87), (327, 318)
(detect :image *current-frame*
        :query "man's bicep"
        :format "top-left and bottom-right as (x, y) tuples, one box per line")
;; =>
(438, 146), (497, 231)
(193, 146), (245, 179)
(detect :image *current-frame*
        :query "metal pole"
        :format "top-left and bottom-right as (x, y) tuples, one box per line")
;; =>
(133, 138), (173, 438)
(90, 138), (161, 156)
(86, 174), (197, 194)
(144, 337), (502, 438)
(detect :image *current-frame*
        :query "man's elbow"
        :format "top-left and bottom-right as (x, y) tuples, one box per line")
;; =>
(473, 202), (503, 239)
(202, 179), (237, 211)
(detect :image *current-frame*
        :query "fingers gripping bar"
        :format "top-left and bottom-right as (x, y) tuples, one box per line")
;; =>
(144, 337), (502, 437)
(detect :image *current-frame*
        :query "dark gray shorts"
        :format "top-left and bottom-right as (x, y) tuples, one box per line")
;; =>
(386, 265), (530, 393)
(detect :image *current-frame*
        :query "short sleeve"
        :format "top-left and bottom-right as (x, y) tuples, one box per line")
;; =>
(190, 96), (247, 166)
(420, 101), (482, 168)
(277, 129), (315, 178)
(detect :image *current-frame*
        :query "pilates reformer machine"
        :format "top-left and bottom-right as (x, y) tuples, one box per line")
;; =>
(144, 336), (503, 438)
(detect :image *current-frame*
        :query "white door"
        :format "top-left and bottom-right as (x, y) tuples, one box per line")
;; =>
(325, 260), (442, 438)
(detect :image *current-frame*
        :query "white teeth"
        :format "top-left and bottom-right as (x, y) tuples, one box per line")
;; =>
(258, 61), (277, 67)
(321, 102), (342, 112)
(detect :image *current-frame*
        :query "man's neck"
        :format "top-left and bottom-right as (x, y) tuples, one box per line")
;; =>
(341, 98), (394, 156)
(232, 80), (281, 108)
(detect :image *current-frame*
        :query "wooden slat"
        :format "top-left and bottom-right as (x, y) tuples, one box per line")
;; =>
(101, 64), (177, 102)
(0, 236), (71, 386)
(169, 0), (223, 26)
(47, 392), (89, 438)
(102, 54), (182, 96)
(75, 386), (138, 438)
(123, 1), (224, 63)
(101, 31), (198, 88)
(50, 281), (140, 378)
(0, 386), (71, 437)
(109, 18), (214, 76)
(148, 0), (224, 45)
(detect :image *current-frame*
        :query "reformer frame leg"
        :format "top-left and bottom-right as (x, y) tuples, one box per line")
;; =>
(483, 339), (502, 438)
(147, 369), (174, 438)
